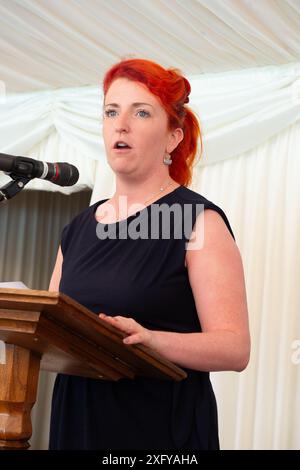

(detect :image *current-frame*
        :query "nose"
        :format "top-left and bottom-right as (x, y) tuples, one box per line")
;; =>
(114, 112), (130, 134)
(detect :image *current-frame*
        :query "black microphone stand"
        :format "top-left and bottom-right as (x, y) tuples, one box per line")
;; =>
(0, 172), (32, 203)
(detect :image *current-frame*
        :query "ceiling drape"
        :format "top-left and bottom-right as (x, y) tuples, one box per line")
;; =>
(0, 0), (299, 93)
(1, 62), (299, 194)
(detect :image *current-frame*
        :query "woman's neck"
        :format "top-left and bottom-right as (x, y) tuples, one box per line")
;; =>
(113, 175), (178, 206)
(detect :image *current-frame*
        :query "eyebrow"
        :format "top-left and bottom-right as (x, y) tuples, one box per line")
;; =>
(104, 102), (154, 109)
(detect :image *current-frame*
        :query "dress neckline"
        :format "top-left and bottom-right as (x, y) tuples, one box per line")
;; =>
(93, 185), (183, 226)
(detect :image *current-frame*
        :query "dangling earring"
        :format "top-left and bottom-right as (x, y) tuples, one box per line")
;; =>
(163, 153), (172, 166)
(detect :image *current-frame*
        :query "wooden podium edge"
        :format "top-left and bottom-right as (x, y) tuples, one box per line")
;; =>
(0, 288), (187, 381)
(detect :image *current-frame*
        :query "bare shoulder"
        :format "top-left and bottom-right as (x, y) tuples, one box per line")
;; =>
(186, 209), (249, 337)
(186, 208), (238, 267)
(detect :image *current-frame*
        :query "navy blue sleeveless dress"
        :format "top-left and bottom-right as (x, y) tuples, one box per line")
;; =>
(49, 185), (235, 450)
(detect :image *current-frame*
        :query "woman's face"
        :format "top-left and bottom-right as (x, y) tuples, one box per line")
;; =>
(103, 78), (182, 178)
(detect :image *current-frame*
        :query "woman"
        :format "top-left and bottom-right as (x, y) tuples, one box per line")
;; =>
(48, 59), (250, 450)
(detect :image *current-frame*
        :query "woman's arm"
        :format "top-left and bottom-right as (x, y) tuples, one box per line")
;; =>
(100, 209), (250, 373)
(49, 246), (63, 292)
(183, 209), (250, 371)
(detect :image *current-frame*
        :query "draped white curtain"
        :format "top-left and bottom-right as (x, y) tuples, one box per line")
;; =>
(0, 86), (102, 194)
(1, 62), (300, 195)
(0, 189), (92, 450)
(0, 62), (299, 449)
(192, 121), (300, 449)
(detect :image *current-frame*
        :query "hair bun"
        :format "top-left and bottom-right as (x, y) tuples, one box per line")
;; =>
(182, 77), (191, 104)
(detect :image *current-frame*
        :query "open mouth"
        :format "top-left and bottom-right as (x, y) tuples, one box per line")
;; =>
(113, 141), (132, 149)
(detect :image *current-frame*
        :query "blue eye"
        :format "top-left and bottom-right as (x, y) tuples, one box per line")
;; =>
(104, 109), (117, 117)
(137, 110), (150, 118)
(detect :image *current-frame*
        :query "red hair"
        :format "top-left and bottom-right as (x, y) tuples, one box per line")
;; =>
(103, 59), (202, 187)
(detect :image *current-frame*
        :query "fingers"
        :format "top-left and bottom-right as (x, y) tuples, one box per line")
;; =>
(123, 334), (142, 345)
(99, 313), (137, 334)
(98, 313), (148, 345)
(99, 314), (125, 329)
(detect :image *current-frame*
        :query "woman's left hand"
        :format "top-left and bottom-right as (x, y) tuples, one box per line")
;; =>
(99, 313), (153, 347)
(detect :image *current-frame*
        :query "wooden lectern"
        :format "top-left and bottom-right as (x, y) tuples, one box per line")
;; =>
(0, 288), (187, 450)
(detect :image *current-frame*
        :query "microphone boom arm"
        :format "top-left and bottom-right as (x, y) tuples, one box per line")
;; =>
(0, 172), (32, 203)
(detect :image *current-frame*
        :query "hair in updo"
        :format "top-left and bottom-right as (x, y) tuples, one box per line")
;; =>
(103, 58), (202, 187)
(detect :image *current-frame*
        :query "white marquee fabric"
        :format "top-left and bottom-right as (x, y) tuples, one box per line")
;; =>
(195, 120), (300, 449)
(0, 86), (102, 193)
(0, 62), (300, 194)
(0, 0), (300, 93)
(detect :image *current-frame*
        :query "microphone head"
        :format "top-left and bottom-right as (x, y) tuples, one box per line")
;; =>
(53, 163), (79, 186)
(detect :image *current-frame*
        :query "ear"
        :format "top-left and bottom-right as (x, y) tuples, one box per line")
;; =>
(166, 128), (184, 154)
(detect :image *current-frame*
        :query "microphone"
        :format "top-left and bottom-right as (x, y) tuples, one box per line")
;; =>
(0, 153), (79, 186)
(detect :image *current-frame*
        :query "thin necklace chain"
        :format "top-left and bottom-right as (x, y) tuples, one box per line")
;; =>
(143, 178), (174, 204)
(110, 178), (175, 221)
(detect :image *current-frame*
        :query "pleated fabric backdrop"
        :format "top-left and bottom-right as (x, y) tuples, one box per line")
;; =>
(191, 120), (300, 449)
(0, 189), (92, 450)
